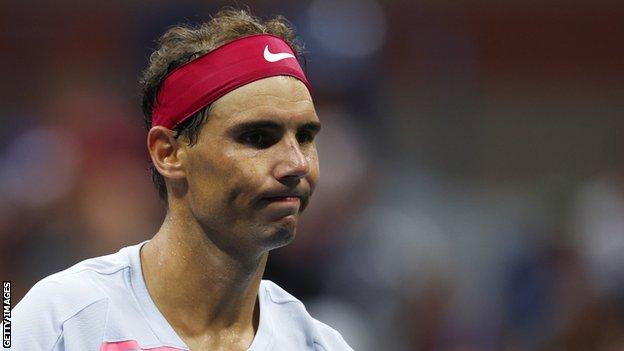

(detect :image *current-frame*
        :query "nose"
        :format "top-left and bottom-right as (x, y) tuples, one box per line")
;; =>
(273, 136), (310, 183)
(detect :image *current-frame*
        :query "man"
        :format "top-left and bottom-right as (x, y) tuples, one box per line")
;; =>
(11, 9), (353, 351)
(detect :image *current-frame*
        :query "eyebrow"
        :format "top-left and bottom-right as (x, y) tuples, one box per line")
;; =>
(228, 120), (321, 135)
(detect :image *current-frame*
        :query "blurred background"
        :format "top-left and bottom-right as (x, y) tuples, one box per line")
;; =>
(1, 0), (623, 350)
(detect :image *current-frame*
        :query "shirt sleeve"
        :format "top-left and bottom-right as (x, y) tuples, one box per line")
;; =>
(9, 278), (108, 351)
(9, 281), (64, 350)
(313, 320), (354, 351)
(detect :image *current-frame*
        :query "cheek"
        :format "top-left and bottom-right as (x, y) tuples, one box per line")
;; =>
(217, 149), (270, 206)
(186, 146), (244, 206)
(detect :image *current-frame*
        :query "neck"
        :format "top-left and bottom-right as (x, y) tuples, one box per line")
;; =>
(140, 209), (266, 344)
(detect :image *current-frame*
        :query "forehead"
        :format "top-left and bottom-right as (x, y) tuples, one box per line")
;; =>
(208, 76), (318, 127)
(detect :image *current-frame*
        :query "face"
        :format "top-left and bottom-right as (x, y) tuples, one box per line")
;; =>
(181, 76), (320, 253)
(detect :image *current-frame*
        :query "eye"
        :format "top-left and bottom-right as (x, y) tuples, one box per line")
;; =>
(239, 130), (276, 149)
(296, 131), (315, 144)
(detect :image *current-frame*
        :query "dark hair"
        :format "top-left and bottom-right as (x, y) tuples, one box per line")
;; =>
(139, 8), (303, 203)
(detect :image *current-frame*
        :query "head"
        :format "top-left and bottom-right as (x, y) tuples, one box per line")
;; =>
(140, 9), (320, 253)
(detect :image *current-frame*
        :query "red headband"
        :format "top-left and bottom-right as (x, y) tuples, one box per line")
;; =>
(152, 34), (311, 129)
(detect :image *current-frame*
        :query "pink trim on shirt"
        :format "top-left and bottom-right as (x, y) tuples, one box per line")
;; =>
(100, 340), (186, 351)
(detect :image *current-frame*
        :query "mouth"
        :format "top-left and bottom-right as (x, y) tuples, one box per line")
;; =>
(256, 195), (302, 221)
(263, 196), (301, 203)
(255, 188), (310, 214)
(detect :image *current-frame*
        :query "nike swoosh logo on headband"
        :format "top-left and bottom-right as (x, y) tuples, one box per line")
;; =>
(263, 45), (295, 62)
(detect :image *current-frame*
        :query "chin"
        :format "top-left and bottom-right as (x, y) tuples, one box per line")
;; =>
(261, 216), (297, 250)
(270, 228), (296, 250)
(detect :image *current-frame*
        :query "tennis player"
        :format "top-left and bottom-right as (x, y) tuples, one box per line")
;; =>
(11, 9), (353, 351)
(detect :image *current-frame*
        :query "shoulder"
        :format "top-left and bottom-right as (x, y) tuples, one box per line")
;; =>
(11, 246), (135, 350)
(260, 280), (353, 351)
(18, 246), (131, 310)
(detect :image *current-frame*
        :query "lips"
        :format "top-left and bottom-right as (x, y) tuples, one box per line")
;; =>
(254, 188), (310, 214)
(259, 189), (305, 201)
(264, 195), (301, 202)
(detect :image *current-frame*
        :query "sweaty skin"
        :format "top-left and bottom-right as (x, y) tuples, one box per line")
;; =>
(143, 76), (320, 351)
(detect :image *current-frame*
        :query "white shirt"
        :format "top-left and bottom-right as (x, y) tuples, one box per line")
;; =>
(10, 241), (353, 351)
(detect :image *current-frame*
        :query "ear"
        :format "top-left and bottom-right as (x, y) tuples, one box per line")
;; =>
(147, 126), (187, 180)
